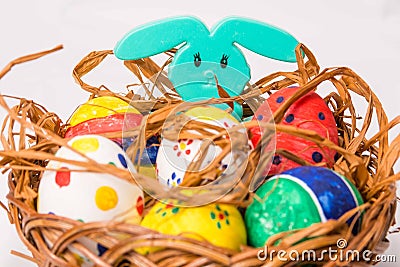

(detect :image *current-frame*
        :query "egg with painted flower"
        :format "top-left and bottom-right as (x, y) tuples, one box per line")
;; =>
(156, 106), (242, 187)
(139, 200), (246, 254)
(245, 166), (363, 248)
(37, 134), (144, 224)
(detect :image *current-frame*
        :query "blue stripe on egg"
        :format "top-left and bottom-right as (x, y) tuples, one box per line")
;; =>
(269, 174), (326, 221)
(282, 166), (358, 220)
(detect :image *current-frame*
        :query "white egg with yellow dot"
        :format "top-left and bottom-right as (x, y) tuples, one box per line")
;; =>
(38, 134), (144, 224)
(156, 106), (241, 187)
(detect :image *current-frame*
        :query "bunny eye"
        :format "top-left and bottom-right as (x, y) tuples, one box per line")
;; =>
(220, 54), (229, 68)
(193, 52), (201, 67)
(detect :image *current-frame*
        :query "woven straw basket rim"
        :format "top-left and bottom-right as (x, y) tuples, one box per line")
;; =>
(0, 44), (399, 267)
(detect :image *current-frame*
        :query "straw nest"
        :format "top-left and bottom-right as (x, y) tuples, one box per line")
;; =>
(0, 44), (399, 267)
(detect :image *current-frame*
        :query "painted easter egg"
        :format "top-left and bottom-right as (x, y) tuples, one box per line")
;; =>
(155, 106), (240, 187)
(37, 134), (144, 224)
(122, 134), (161, 179)
(245, 166), (363, 247)
(68, 96), (141, 127)
(65, 113), (143, 141)
(65, 96), (143, 148)
(250, 87), (338, 175)
(139, 200), (246, 253)
(123, 134), (160, 165)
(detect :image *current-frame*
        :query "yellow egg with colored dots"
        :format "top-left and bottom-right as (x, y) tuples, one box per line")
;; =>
(138, 201), (247, 254)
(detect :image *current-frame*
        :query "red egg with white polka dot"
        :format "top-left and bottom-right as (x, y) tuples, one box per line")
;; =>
(250, 87), (338, 176)
(38, 134), (144, 225)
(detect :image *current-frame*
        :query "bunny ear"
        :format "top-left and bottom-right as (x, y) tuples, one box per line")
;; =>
(212, 17), (299, 63)
(114, 16), (210, 60)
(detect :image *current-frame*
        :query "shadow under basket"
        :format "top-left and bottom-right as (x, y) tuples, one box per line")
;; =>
(0, 44), (399, 267)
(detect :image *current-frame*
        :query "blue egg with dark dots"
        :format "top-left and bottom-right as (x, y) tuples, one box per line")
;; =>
(122, 135), (160, 165)
(144, 135), (160, 164)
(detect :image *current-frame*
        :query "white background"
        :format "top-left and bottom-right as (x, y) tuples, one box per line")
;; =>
(0, 0), (399, 266)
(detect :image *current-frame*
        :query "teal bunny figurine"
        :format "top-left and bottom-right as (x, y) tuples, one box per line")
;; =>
(114, 16), (299, 119)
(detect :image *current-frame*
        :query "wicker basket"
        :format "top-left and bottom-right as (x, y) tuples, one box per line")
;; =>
(0, 43), (399, 267)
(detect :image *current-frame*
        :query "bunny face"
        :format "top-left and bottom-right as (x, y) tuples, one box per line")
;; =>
(168, 39), (250, 118)
(115, 16), (299, 119)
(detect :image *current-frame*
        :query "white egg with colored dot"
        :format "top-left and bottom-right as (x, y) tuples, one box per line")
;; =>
(38, 134), (144, 224)
(156, 106), (242, 187)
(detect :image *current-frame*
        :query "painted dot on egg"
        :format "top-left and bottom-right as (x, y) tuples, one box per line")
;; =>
(312, 151), (323, 163)
(179, 142), (186, 150)
(55, 167), (71, 188)
(285, 114), (294, 123)
(118, 153), (128, 168)
(272, 155), (281, 165)
(172, 207), (179, 214)
(136, 196), (144, 216)
(318, 112), (325, 120)
(210, 211), (216, 219)
(257, 114), (264, 120)
(95, 186), (119, 211)
(276, 96), (284, 103)
(71, 137), (100, 153)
